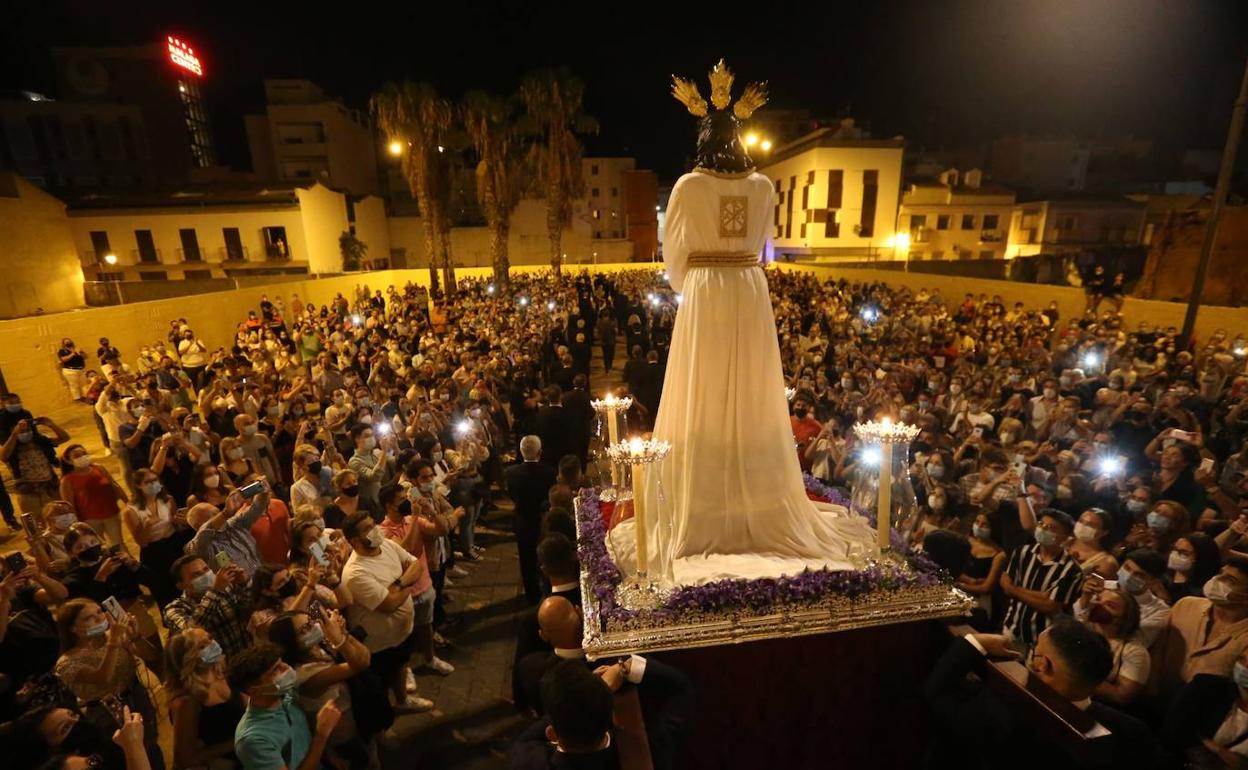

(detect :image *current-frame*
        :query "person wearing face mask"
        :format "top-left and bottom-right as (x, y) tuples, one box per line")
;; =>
(1079, 586), (1150, 706)
(0, 409), (69, 517)
(58, 444), (129, 550)
(163, 555), (253, 657)
(1077, 548), (1172, 648)
(268, 609), (377, 757)
(340, 511), (434, 713)
(227, 643), (342, 770)
(54, 599), (163, 766)
(248, 563), (324, 642)
(1067, 508), (1119, 580)
(232, 414), (279, 485)
(346, 424), (393, 511)
(956, 513), (1006, 627)
(1159, 532), (1222, 604)
(163, 627), (244, 770)
(28, 499), (78, 573)
(1161, 646), (1248, 769)
(121, 469), (192, 606)
(925, 618), (1157, 769)
(290, 445), (330, 518)
(1000, 509), (1084, 651)
(1155, 555), (1248, 697)
(1028, 377), (1062, 426)
(0, 555), (69, 694)
(217, 436), (257, 491)
(789, 393), (822, 472)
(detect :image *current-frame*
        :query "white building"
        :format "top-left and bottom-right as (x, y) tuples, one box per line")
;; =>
(757, 126), (904, 261)
(246, 80), (380, 196)
(898, 169), (1015, 261)
(68, 181), (389, 280)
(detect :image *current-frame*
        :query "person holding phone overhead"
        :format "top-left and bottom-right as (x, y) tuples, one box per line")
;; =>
(54, 598), (164, 767)
(185, 480), (273, 578)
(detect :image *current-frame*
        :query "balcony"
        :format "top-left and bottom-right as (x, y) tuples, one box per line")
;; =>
(220, 246), (250, 262)
(130, 247), (163, 264)
(264, 244), (293, 261)
(910, 226), (930, 244)
(177, 247), (204, 262)
(980, 230), (1002, 243)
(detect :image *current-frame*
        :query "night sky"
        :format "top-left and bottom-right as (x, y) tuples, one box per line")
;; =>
(4, 0), (1246, 182)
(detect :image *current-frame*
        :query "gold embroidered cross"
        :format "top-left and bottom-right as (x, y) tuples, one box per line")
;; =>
(719, 195), (748, 238)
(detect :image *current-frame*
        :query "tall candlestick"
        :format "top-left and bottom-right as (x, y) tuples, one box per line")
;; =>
(877, 440), (892, 549)
(633, 462), (647, 575)
(607, 396), (621, 487)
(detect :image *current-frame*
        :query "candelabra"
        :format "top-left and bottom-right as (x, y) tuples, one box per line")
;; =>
(605, 436), (672, 609)
(591, 392), (633, 489)
(852, 417), (921, 551)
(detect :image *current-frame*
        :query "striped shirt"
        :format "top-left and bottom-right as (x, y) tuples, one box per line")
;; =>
(1002, 544), (1083, 646)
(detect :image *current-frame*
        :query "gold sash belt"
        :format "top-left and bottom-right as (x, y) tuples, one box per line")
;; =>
(686, 251), (760, 268)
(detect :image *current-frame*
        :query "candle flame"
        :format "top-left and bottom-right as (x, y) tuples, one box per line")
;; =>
(628, 436), (645, 455)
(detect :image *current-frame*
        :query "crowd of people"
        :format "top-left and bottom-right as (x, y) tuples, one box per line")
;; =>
(3, 263), (1248, 769)
(776, 270), (1248, 768)
(0, 271), (691, 770)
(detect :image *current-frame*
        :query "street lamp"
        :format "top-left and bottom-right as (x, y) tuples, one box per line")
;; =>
(103, 253), (117, 265)
(760, 139), (772, 152)
(387, 140), (403, 156)
(744, 132), (759, 147)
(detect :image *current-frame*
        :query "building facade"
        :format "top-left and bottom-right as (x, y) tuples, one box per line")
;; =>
(246, 80), (380, 196)
(68, 181), (388, 280)
(0, 173), (85, 318)
(583, 157), (634, 240)
(898, 169), (1015, 261)
(622, 169), (658, 261)
(1004, 198), (1146, 259)
(758, 128), (904, 261)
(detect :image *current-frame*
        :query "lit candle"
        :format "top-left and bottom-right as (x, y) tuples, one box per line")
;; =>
(606, 393), (621, 487)
(878, 418), (893, 550)
(629, 437), (648, 575)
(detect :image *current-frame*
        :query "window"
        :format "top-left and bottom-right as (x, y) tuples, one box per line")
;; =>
(591, 164), (599, 176)
(222, 228), (245, 261)
(785, 175), (797, 239)
(825, 170), (843, 238)
(936, 214), (951, 230)
(179, 229), (201, 261)
(134, 230), (158, 263)
(909, 214), (927, 229)
(1057, 215), (1078, 230)
(591, 187), (600, 198)
(89, 231), (111, 263)
(859, 170), (877, 237)
(592, 209), (600, 220)
(982, 214), (999, 230)
(611, 187), (618, 197)
(978, 250), (995, 260)
(961, 214), (976, 230)
(262, 226), (289, 259)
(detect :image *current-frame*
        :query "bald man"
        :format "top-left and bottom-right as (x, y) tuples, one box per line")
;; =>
(184, 481), (270, 576)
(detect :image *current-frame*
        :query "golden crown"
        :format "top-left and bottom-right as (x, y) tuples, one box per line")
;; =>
(671, 59), (768, 120)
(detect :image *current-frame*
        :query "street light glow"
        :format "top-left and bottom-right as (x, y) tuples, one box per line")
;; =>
(744, 132), (759, 147)
(893, 232), (911, 251)
(387, 140), (403, 156)
(760, 140), (772, 152)
(103, 253), (118, 265)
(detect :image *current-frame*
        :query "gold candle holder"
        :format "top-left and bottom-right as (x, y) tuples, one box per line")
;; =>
(591, 393), (633, 488)
(605, 435), (672, 609)
(853, 417), (920, 550)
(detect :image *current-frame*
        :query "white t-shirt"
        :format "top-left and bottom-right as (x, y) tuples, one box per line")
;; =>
(1107, 634), (1150, 685)
(342, 539), (414, 652)
(178, 339), (207, 367)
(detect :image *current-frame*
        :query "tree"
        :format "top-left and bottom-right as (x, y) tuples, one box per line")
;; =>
(463, 91), (528, 285)
(521, 69), (598, 275)
(339, 231), (367, 271)
(371, 81), (456, 294)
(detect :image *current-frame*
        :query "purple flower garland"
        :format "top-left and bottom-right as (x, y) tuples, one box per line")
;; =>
(577, 476), (948, 628)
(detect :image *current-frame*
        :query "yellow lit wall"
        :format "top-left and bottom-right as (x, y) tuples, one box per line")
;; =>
(295, 184), (349, 274)
(0, 175), (86, 318)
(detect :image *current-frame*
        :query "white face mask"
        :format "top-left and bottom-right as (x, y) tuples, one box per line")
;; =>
(1167, 551), (1193, 574)
(365, 528), (385, 550)
(1073, 522), (1098, 543)
(203, 474), (220, 489)
(72, 455), (92, 469)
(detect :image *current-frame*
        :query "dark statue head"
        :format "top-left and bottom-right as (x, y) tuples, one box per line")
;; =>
(672, 59), (769, 175)
(695, 110), (753, 174)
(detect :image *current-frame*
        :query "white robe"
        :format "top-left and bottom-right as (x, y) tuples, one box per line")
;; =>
(640, 169), (877, 585)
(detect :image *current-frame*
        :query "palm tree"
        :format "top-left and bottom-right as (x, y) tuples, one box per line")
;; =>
(521, 69), (598, 275)
(371, 81), (456, 294)
(463, 91), (527, 285)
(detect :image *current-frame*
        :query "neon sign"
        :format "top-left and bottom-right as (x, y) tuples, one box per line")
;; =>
(167, 36), (203, 77)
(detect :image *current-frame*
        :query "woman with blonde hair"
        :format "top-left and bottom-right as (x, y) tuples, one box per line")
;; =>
(216, 436), (255, 490)
(164, 628), (243, 769)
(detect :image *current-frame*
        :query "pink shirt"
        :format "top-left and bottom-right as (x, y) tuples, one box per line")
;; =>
(378, 515), (433, 595)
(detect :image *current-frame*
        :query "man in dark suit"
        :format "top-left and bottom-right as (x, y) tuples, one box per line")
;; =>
(535, 386), (575, 471)
(596, 315), (618, 373)
(925, 618), (1158, 770)
(636, 351), (665, 427)
(505, 435), (559, 605)
(553, 353), (577, 393)
(509, 661), (621, 770)
(514, 533), (584, 705)
(515, 597), (695, 770)
(562, 374), (594, 466)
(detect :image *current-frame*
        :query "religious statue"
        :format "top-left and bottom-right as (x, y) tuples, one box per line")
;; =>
(639, 60), (878, 585)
